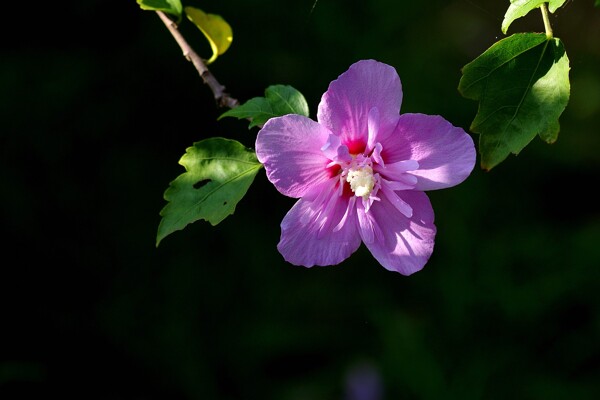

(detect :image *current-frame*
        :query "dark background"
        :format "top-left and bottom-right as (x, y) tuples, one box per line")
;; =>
(2, 1), (599, 399)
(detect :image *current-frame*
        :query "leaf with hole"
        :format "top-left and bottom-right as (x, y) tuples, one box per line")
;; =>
(185, 6), (233, 64)
(458, 33), (570, 170)
(157, 138), (262, 246)
(501, 0), (567, 34)
(219, 85), (310, 129)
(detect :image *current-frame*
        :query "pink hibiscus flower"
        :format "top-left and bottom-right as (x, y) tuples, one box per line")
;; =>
(255, 60), (476, 274)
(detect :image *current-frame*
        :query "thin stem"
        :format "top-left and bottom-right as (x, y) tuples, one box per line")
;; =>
(155, 11), (239, 109)
(540, 3), (553, 39)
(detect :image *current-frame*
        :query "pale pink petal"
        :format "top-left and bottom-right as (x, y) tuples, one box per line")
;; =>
(379, 184), (413, 218)
(317, 60), (402, 147)
(333, 196), (357, 232)
(277, 185), (361, 267)
(320, 133), (342, 160)
(366, 107), (380, 152)
(356, 203), (384, 245)
(381, 113), (476, 191)
(362, 191), (436, 275)
(256, 115), (334, 198)
(377, 160), (419, 189)
(371, 143), (384, 167)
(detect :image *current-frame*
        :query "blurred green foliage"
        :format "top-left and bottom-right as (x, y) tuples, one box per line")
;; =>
(1, 0), (599, 399)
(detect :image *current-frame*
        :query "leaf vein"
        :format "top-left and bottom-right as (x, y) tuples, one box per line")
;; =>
(496, 40), (550, 146)
(462, 40), (545, 94)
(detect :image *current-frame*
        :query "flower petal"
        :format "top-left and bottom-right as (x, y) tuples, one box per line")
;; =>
(317, 60), (402, 146)
(277, 185), (361, 267)
(379, 183), (413, 218)
(381, 113), (476, 191)
(357, 203), (385, 245)
(366, 107), (380, 153)
(362, 191), (436, 275)
(256, 115), (334, 198)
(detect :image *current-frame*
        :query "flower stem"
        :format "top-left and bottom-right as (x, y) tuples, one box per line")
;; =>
(540, 3), (553, 39)
(155, 11), (239, 109)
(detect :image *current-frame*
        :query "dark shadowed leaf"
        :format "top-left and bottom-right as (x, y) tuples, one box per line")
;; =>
(458, 33), (570, 170)
(157, 138), (262, 246)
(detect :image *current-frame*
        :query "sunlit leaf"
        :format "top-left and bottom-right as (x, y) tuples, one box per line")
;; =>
(502, 0), (567, 34)
(136, 0), (182, 19)
(219, 85), (310, 129)
(185, 6), (233, 64)
(458, 33), (570, 170)
(157, 138), (262, 246)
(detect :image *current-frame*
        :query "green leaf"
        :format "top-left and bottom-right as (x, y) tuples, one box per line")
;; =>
(596, 0), (600, 7)
(458, 33), (570, 170)
(136, 0), (182, 19)
(502, 0), (567, 34)
(219, 85), (310, 129)
(185, 7), (233, 65)
(157, 138), (262, 246)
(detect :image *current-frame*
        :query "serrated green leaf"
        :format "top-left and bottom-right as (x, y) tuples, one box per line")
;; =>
(185, 7), (233, 65)
(219, 85), (309, 129)
(136, 0), (182, 19)
(220, 97), (273, 128)
(458, 33), (570, 170)
(502, 0), (567, 34)
(266, 85), (310, 117)
(157, 138), (262, 246)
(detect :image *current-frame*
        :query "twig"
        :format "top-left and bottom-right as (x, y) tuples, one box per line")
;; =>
(540, 3), (553, 39)
(156, 11), (239, 109)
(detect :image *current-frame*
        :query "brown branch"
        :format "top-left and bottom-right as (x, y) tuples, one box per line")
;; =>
(155, 11), (239, 109)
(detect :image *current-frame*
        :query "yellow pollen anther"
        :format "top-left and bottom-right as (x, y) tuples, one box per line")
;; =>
(346, 166), (375, 198)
